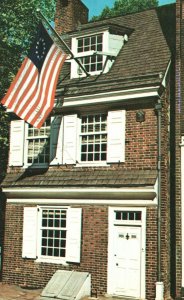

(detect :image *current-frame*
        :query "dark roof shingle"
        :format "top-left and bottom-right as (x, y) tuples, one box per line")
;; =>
(56, 5), (175, 98)
(1, 168), (157, 188)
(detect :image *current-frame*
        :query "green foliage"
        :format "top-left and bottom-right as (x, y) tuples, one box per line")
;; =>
(92, 0), (159, 21)
(0, 0), (56, 182)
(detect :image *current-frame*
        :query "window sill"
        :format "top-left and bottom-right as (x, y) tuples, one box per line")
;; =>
(75, 162), (110, 168)
(35, 257), (69, 266)
(71, 70), (102, 79)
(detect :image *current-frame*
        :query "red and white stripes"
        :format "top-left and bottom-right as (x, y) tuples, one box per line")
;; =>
(2, 44), (67, 128)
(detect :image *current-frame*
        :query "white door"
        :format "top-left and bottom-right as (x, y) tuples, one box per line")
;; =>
(113, 226), (141, 298)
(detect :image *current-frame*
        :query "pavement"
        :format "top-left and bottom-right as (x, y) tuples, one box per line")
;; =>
(0, 284), (131, 300)
(0, 283), (42, 300)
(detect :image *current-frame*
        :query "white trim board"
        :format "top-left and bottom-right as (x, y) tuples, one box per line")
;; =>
(7, 198), (158, 206)
(62, 86), (159, 108)
(3, 187), (157, 201)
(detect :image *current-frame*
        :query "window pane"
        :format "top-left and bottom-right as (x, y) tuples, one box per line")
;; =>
(60, 249), (66, 257)
(88, 144), (93, 152)
(77, 34), (103, 72)
(94, 153), (100, 161)
(60, 240), (66, 248)
(91, 36), (96, 45)
(101, 153), (106, 160)
(81, 145), (87, 152)
(84, 37), (90, 46)
(81, 154), (86, 161)
(27, 120), (50, 165)
(55, 231), (60, 238)
(101, 144), (107, 151)
(80, 114), (107, 162)
(54, 239), (59, 248)
(61, 231), (66, 238)
(91, 64), (96, 72)
(95, 144), (100, 151)
(42, 239), (47, 246)
(115, 211), (142, 221)
(41, 248), (46, 255)
(40, 208), (67, 258)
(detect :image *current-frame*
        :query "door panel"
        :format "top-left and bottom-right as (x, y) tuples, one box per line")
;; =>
(113, 226), (141, 298)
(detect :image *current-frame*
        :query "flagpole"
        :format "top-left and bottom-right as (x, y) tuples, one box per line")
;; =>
(36, 9), (89, 77)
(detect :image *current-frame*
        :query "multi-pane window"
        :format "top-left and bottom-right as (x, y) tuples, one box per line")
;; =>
(77, 34), (103, 73)
(40, 208), (67, 258)
(27, 119), (50, 164)
(115, 211), (142, 221)
(80, 114), (107, 162)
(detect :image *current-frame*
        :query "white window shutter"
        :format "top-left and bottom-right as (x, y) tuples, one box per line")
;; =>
(22, 207), (37, 259)
(63, 115), (78, 164)
(50, 116), (63, 165)
(9, 120), (25, 166)
(66, 208), (82, 263)
(107, 110), (126, 163)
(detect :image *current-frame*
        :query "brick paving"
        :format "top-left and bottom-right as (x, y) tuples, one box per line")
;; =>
(0, 283), (42, 300)
(0, 284), (133, 300)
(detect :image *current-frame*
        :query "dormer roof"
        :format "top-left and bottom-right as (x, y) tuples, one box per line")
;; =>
(66, 23), (134, 37)
(56, 4), (175, 99)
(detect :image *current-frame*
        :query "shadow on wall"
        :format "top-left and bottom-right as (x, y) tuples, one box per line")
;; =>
(0, 190), (6, 282)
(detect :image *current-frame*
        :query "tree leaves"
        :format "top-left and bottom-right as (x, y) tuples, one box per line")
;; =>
(92, 0), (159, 20)
(0, 0), (56, 182)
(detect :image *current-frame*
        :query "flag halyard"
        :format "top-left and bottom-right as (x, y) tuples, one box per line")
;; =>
(1, 23), (67, 128)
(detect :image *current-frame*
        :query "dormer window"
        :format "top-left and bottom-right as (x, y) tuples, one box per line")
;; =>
(77, 34), (103, 73)
(70, 24), (133, 78)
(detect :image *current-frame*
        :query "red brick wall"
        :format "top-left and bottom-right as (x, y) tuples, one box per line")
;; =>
(161, 84), (172, 300)
(3, 204), (159, 298)
(125, 106), (157, 168)
(6, 105), (158, 174)
(146, 207), (157, 300)
(2, 88), (171, 299)
(2, 204), (108, 294)
(175, 0), (182, 298)
(55, 0), (88, 34)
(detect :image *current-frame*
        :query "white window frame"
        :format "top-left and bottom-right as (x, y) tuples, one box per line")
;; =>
(76, 110), (125, 167)
(78, 113), (108, 165)
(37, 207), (68, 263)
(70, 30), (125, 79)
(24, 120), (51, 168)
(76, 33), (104, 75)
(71, 31), (114, 78)
(10, 110), (125, 168)
(36, 206), (82, 264)
(22, 206), (82, 265)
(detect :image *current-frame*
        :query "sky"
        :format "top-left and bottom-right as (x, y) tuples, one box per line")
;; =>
(82, 0), (176, 19)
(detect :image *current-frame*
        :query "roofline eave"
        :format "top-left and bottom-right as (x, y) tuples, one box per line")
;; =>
(2, 186), (157, 201)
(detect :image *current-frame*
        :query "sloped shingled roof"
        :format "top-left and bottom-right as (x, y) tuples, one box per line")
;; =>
(1, 169), (157, 188)
(56, 4), (175, 98)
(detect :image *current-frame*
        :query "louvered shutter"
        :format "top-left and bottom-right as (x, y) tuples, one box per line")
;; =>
(63, 115), (78, 164)
(66, 208), (82, 263)
(50, 116), (63, 165)
(9, 120), (25, 166)
(107, 110), (126, 163)
(22, 207), (37, 259)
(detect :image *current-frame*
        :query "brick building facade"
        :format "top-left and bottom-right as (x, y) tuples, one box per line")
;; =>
(175, 0), (184, 299)
(0, 1), (176, 299)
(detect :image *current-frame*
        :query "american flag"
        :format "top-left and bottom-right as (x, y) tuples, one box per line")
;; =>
(1, 23), (67, 128)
